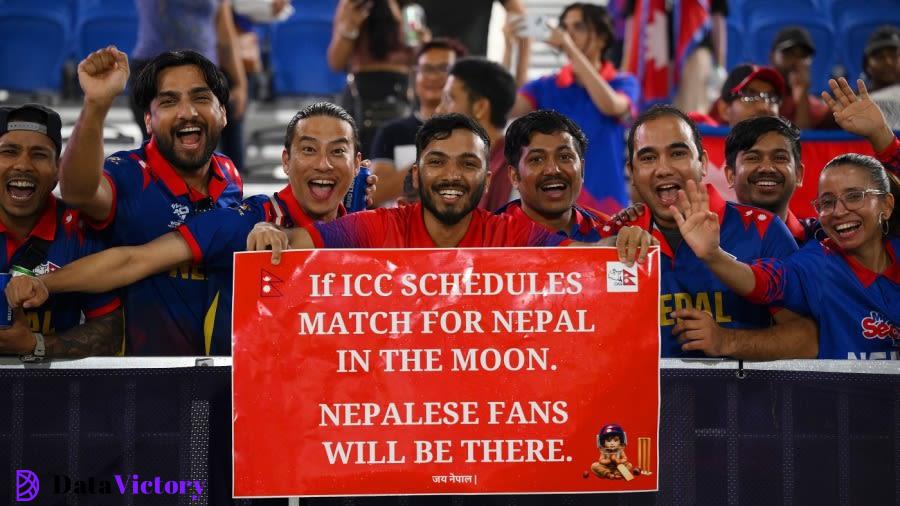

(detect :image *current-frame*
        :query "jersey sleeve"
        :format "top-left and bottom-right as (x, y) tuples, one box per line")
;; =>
(90, 153), (139, 231)
(612, 74), (640, 119)
(519, 77), (544, 110)
(176, 202), (266, 270)
(875, 136), (900, 178)
(309, 210), (382, 248)
(746, 244), (820, 316)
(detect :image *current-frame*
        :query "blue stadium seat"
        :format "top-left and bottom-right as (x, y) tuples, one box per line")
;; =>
(746, 9), (837, 93)
(726, 20), (745, 70)
(293, 0), (337, 21)
(741, 0), (820, 22)
(0, 6), (71, 92)
(834, 4), (900, 82)
(271, 18), (346, 96)
(75, 3), (138, 59)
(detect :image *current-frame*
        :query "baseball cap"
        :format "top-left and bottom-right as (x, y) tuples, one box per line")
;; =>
(0, 104), (63, 157)
(720, 64), (787, 102)
(771, 27), (816, 55)
(865, 26), (900, 57)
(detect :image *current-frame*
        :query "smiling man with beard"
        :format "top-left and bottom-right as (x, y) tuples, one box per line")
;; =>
(0, 104), (122, 359)
(57, 47), (244, 355)
(497, 110), (611, 241)
(614, 104), (820, 359)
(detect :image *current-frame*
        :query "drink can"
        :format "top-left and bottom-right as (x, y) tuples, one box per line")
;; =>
(343, 167), (371, 213)
(402, 4), (426, 47)
(0, 273), (12, 328)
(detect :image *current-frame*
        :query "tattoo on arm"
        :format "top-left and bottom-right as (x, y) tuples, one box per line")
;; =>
(45, 308), (124, 358)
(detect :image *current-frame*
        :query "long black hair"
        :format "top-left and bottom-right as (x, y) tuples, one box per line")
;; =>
(363, 0), (403, 61)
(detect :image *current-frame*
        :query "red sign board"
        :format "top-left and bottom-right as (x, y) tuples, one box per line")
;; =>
(233, 248), (661, 497)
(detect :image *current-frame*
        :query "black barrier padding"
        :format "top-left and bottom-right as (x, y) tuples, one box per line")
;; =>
(0, 367), (897, 506)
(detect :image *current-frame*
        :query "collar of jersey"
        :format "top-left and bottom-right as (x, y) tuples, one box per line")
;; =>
(0, 193), (58, 243)
(824, 236), (900, 286)
(144, 137), (228, 203)
(556, 61), (618, 88)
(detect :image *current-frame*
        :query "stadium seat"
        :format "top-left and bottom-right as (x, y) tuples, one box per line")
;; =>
(271, 17), (346, 96)
(75, 3), (138, 59)
(745, 8), (837, 93)
(0, 6), (71, 92)
(740, 0), (820, 23)
(834, 5), (900, 82)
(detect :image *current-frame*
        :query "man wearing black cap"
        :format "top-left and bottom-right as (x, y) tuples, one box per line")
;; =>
(0, 104), (122, 359)
(864, 26), (900, 130)
(770, 26), (834, 129)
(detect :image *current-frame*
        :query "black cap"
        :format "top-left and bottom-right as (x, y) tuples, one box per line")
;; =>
(771, 26), (816, 55)
(865, 26), (900, 57)
(0, 104), (63, 157)
(720, 64), (787, 102)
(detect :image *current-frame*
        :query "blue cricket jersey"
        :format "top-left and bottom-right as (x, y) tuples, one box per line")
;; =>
(616, 185), (798, 358)
(1, 196), (120, 336)
(98, 138), (243, 355)
(749, 237), (900, 360)
(496, 199), (612, 242)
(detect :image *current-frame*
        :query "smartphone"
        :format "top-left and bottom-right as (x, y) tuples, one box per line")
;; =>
(516, 14), (553, 41)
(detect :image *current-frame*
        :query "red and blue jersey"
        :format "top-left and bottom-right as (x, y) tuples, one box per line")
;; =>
(613, 185), (798, 357)
(748, 237), (900, 360)
(519, 63), (639, 215)
(496, 199), (611, 242)
(307, 203), (572, 248)
(176, 186), (340, 354)
(98, 138), (243, 355)
(0, 196), (120, 336)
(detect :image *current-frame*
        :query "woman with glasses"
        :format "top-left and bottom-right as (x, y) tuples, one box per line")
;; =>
(670, 155), (899, 360)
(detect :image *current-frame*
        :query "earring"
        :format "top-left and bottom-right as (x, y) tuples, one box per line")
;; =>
(880, 212), (890, 236)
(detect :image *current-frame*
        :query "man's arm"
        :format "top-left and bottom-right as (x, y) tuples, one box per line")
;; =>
(245, 222), (315, 265)
(59, 47), (129, 221)
(216, 0), (248, 119)
(44, 309), (124, 357)
(501, 0), (530, 87)
(6, 232), (193, 309)
(673, 308), (818, 360)
(0, 308), (123, 358)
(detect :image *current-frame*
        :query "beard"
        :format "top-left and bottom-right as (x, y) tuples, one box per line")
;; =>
(154, 122), (221, 173)
(418, 173), (487, 226)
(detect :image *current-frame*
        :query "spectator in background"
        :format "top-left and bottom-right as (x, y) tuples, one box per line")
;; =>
(700, 64), (785, 128)
(419, 0), (525, 57)
(0, 104), (122, 359)
(769, 26), (835, 130)
(863, 26), (900, 130)
(328, 0), (420, 157)
(511, 2), (638, 215)
(437, 57), (517, 212)
(499, 110), (612, 241)
(500, 10), (532, 88)
(370, 38), (466, 206)
(129, 0), (249, 170)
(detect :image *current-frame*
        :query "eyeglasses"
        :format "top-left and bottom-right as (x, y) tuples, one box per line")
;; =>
(414, 64), (451, 76)
(736, 91), (782, 105)
(811, 189), (887, 215)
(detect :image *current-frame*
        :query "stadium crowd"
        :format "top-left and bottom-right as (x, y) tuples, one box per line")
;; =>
(0, 0), (897, 363)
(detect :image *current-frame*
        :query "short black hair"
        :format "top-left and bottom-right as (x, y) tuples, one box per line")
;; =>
(448, 57), (516, 129)
(415, 37), (468, 61)
(283, 102), (360, 155)
(626, 104), (703, 165)
(725, 116), (801, 169)
(504, 109), (588, 168)
(131, 50), (230, 115)
(559, 3), (614, 56)
(415, 113), (491, 165)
